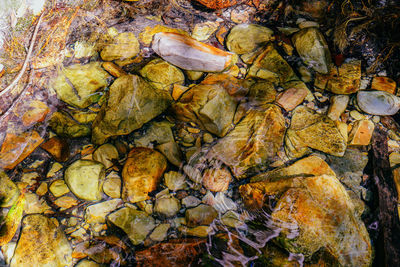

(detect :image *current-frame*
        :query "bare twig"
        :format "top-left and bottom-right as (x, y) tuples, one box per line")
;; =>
(0, 11), (44, 98)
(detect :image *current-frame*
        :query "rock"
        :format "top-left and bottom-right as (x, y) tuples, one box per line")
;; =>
(240, 174), (372, 266)
(122, 148), (167, 203)
(47, 162), (63, 177)
(92, 75), (172, 144)
(202, 133), (214, 143)
(0, 170), (19, 207)
(152, 32), (235, 72)
(285, 106), (347, 158)
(172, 84), (190, 100)
(371, 76), (397, 94)
(54, 196), (78, 209)
(292, 27), (331, 74)
(49, 112), (91, 138)
(10, 214), (72, 267)
(49, 179), (70, 197)
(226, 24), (273, 55)
(76, 259), (101, 267)
(248, 43), (298, 84)
(103, 173), (121, 198)
(139, 59), (185, 91)
(70, 110), (97, 124)
(85, 199), (123, 224)
(164, 171), (187, 191)
(356, 90), (400, 115)
(327, 95), (349, 121)
(73, 41), (97, 59)
(182, 196), (201, 208)
(135, 239), (206, 267)
(154, 195), (181, 217)
(36, 182), (48, 196)
(21, 100), (50, 127)
(24, 193), (51, 214)
(221, 211), (245, 228)
(93, 143), (119, 169)
(202, 167), (231, 192)
(51, 62), (110, 109)
(107, 206), (155, 245)
(211, 105), (285, 178)
(179, 225), (210, 237)
(172, 75), (238, 137)
(202, 192), (237, 213)
(348, 120), (375, 146)
(247, 80), (276, 108)
(1, 242), (16, 265)
(0, 130), (44, 170)
(276, 86), (308, 111)
(100, 32), (139, 61)
(185, 204), (218, 227)
(65, 160), (105, 201)
(139, 24), (188, 46)
(40, 136), (69, 162)
(149, 223), (170, 242)
(314, 60), (361, 94)
(102, 62), (126, 77)
(192, 21), (219, 41)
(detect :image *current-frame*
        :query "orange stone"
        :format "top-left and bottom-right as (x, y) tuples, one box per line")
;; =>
(348, 119), (375, 146)
(276, 87), (308, 111)
(102, 62), (126, 77)
(21, 100), (50, 127)
(40, 136), (70, 162)
(0, 131), (44, 169)
(202, 167), (231, 192)
(371, 76), (397, 95)
(172, 84), (189, 101)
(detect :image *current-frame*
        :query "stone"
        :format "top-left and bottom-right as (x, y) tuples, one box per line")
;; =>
(49, 179), (70, 197)
(202, 167), (231, 192)
(73, 41), (97, 59)
(348, 120), (375, 146)
(371, 76), (397, 94)
(164, 171), (187, 191)
(65, 159), (105, 201)
(51, 62), (110, 109)
(152, 32), (235, 72)
(247, 81), (276, 108)
(221, 211), (245, 228)
(36, 182), (48, 196)
(179, 226), (210, 237)
(49, 112), (91, 138)
(92, 75), (172, 144)
(139, 24), (188, 46)
(240, 174), (372, 266)
(40, 136), (69, 162)
(1, 242), (16, 265)
(135, 239), (206, 267)
(203, 133), (214, 143)
(47, 162), (63, 177)
(24, 193), (51, 214)
(285, 106), (347, 158)
(107, 207), (155, 245)
(103, 174), (121, 199)
(226, 24), (273, 55)
(70, 110), (97, 124)
(122, 148), (167, 203)
(154, 195), (181, 217)
(248, 43), (298, 84)
(211, 105), (285, 178)
(292, 27), (331, 74)
(356, 90), (400, 116)
(191, 21), (219, 41)
(85, 199), (123, 224)
(76, 259), (101, 267)
(10, 214), (72, 267)
(185, 204), (218, 227)
(327, 95), (349, 121)
(21, 100), (50, 127)
(0, 170), (20, 207)
(182, 196), (201, 208)
(172, 75), (238, 137)
(202, 192), (237, 213)
(276, 87), (308, 111)
(186, 70), (204, 81)
(149, 223), (170, 242)
(102, 62), (126, 77)
(93, 143), (119, 169)
(282, 80), (314, 102)
(54, 196), (78, 209)
(100, 32), (140, 61)
(172, 84), (189, 100)
(140, 59), (185, 91)
(0, 130), (44, 170)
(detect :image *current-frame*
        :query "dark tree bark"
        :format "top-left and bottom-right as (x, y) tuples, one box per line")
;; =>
(371, 126), (400, 267)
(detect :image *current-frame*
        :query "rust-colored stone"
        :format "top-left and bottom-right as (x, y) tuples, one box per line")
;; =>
(371, 76), (397, 95)
(40, 136), (69, 162)
(193, 0), (258, 9)
(276, 87), (308, 111)
(21, 100), (50, 127)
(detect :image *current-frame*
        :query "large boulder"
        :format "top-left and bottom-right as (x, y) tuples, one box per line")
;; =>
(92, 75), (172, 144)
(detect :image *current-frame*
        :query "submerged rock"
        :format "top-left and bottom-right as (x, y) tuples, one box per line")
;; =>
(285, 106), (347, 158)
(10, 215), (72, 267)
(122, 148), (167, 203)
(185, 204), (218, 227)
(93, 143), (119, 169)
(202, 167), (232, 192)
(100, 32), (140, 61)
(226, 24), (273, 55)
(211, 104), (285, 178)
(292, 27), (331, 74)
(49, 112), (91, 138)
(154, 195), (181, 217)
(371, 76), (397, 94)
(0, 170), (20, 207)
(356, 90), (400, 115)
(85, 199), (123, 224)
(92, 75), (172, 144)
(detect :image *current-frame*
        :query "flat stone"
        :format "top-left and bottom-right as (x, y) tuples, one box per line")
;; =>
(85, 199), (123, 224)
(92, 75), (172, 144)
(172, 84), (190, 100)
(10, 214), (72, 267)
(47, 162), (63, 177)
(226, 24), (273, 55)
(24, 193), (51, 214)
(371, 76), (397, 95)
(276, 86), (308, 111)
(65, 159), (105, 201)
(140, 58), (185, 91)
(182, 196), (201, 208)
(36, 182), (48, 196)
(51, 62), (110, 108)
(102, 62), (126, 77)
(221, 211), (245, 228)
(49, 112), (91, 138)
(49, 179), (70, 197)
(149, 223), (170, 242)
(211, 105), (285, 178)
(356, 90), (400, 116)
(0, 130), (44, 170)
(192, 21), (219, 41)
(93, 143), (119, 169)
(103, 173), (121, 199)
(139, 24), (188, 46)
(164, 171), (187, 191)
(185, 204), (218, 227)
(40, 136), (69, 162)
(285, 106), (347, 158)
(179, 226), (210, 237)
(107, 207), (155, 245)
(122, 148), (167, 203)
(247, 81), (276, 108)
(292, 27), (331, 74)
(100, 32), (140, 61)
(154, 195), (181, 217)
(21, 100), (50, 127)
(348, 120), (375, 146)
(0, 170), (19, 207)
(54, 196), (79, 209)
(76, 259), (101, 267)
(202, 167), (231, 192)
(327, 95), (349, 121)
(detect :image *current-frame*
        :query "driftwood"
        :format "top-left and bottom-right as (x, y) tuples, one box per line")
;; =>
(371, 126), (400, 266)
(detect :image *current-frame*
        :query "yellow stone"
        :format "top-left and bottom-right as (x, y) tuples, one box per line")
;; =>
(139, 25), (188, 46)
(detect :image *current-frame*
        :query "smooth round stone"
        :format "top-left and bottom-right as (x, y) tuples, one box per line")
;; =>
(49, 179), (70, 197)
(182, 196), (201, 208)
(100, 32), (140, 61)
(103, 175), (121, 199)
(154, 196), (181, 217)
(85, 199), (123, 224)
(226, 24), (273, 55)
(185, 204), (218, 227)
(93, 143), (119, 169)
(357, 90), (400, 115)
(65, 160), (105, 201)
(149, 223), (170, 242)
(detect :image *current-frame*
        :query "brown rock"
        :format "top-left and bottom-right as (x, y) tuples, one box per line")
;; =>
(371, 76), (397, 95)
(185, 204), (218, 227)
(40, 136), (69, 162)
(202, 167), (232, 192)
(348, 119), (375, 146)
(102, 62), (126, 77)
(21, 100), (50, 127)
(276, 87), (308, 111)
(122, 148), (167, 203)
(0, 131), (44, 169)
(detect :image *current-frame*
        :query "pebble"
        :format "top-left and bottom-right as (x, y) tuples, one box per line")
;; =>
(154, 195), (181, 217)
(182, 196), (201, 208)
(49, 179), (70, 197)
(149, 223), (170, 242)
